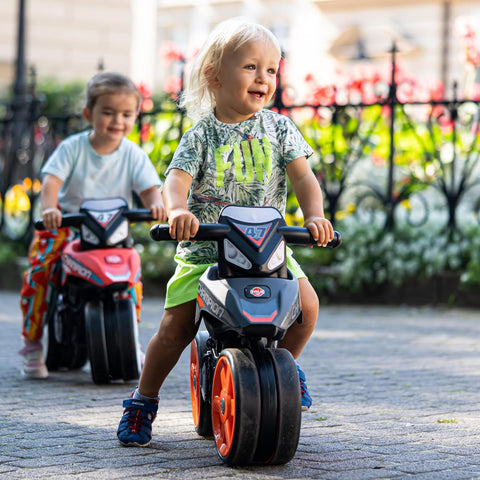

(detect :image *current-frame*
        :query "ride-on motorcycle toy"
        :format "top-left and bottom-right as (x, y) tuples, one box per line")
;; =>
(150, 205), (341, 465)
(35, 197), (155, 384)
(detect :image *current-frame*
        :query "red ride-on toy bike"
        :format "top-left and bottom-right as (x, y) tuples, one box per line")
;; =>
(150, 205), (341, 466)
(35, 197), (155, 384)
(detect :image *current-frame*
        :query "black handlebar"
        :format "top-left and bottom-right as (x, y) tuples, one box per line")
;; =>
(150, 223), (342, 248)
(124, 209), (156, 223)
(34, 214), (86, 231)
(149, 224), (231, 241)
(34, 209), (155, 231)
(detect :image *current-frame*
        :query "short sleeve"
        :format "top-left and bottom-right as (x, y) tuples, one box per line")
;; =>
(281, 116), (314, 165)
(41, 137), (78, 181)
(127, 143), (162, 194)
(166, 127), (205, 179)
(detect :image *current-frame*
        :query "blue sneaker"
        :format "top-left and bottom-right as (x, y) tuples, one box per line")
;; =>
(117, 397), (158, 447)
(297, 364), (313, 411)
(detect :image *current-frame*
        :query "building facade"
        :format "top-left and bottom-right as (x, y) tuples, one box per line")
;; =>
(1, 0), (479, 98)
(1, 0), (133, 93)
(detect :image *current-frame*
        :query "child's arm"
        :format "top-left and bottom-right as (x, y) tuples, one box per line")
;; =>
(139, 186), (167, 222)
(286, 156), (334, 247)
(163, 168), (199, 241)
(40, 174), (63, 231)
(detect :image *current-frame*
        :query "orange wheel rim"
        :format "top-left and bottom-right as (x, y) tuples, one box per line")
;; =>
(211, 356), (236, 457)
(189, 340), (201, 427)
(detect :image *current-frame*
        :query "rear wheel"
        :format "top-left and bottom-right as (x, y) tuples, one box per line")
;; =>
(45, 293), (87, 371)
(211, 348), (261, 466)
(44, 296), (64, 371)
(85, 299), (109, 384)
(190, 330), (212, 436)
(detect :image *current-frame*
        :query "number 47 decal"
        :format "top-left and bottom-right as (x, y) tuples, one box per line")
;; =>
(233, 222), (272, 247)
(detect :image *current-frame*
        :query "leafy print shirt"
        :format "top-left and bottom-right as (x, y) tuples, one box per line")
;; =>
(166, 109), (313, 264)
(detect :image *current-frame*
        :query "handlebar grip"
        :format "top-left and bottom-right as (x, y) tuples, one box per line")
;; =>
(149, 224), (173, 241)
(150, 223), (231, 242)
(327, 231), (342, 248)
(278, 227), (342, 248)
(34, 213), (86, 231)
(124, 209), (156, 223)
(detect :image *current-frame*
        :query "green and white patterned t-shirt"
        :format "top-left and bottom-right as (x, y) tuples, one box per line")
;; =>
(166, 109), (314, 264)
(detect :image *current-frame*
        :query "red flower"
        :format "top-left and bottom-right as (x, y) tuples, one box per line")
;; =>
(140, 123), (152, 143)
(136, 81), (152, 99)
(163, 76), (182, 98)
(135, 82), (154, 112)
(159, 41), (184, 65)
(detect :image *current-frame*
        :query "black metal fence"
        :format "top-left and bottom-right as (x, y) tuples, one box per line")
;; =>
(1, 45), (480, 242)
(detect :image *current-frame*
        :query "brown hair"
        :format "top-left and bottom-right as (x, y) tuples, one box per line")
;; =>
(85, 71), (140, 110)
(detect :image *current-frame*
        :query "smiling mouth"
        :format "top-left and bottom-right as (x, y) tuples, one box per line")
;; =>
(249, 91), (266, 99)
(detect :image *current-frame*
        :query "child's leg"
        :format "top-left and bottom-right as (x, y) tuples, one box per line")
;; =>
(137, 299), (198, 398)
(20, 230), (67, 341)
(118, 302), (198, 447)
(277, 277), (319, 359)
(125, 280), (142, 322)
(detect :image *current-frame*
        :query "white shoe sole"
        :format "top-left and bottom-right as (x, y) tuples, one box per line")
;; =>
(22, 367), (49, 379)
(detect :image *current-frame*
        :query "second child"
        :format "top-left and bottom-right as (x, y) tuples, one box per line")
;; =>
(19, 71), (166, 379)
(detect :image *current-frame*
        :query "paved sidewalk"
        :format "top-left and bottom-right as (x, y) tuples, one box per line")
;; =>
(1, 289), (480, 479)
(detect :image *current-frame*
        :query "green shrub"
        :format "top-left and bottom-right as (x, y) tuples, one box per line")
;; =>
(291, 214), (477, 299)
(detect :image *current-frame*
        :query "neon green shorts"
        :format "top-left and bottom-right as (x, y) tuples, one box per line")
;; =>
(164, 247), (306, 309)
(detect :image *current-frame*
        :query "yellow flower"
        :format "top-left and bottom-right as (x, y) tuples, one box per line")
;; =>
(4, 184), (31, 214)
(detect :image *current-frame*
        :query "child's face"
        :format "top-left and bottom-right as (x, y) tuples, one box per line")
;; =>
(211, 38), (281, 123)
(83, 92), (138, 145)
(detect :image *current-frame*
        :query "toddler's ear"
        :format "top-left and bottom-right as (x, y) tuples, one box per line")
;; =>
(204, 63), (221, 89)
(82, 107), (92, 122)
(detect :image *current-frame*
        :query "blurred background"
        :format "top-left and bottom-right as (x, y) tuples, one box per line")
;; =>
(1, 0), (479, 97)
(2, 0), (480, 305)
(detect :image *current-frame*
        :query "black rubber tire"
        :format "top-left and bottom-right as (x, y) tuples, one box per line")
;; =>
(103, 299), (123, 381)
(252, 348), (278, 463)
(190, 330), (212, 436)
(211, 348), (261, 466)
(112, 298), (140, 382)
(44, 297), (64, 371)
(85, 299), (110, 384)
(45, 294), (87, 371)
(266, 348), (302, 465)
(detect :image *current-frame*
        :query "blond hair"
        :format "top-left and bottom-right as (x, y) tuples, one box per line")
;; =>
(85, 71), (140, 110)
(178, 17), (281, 122)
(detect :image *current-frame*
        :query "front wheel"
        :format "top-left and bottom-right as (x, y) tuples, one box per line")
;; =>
(85, 299), (109, 384)
(211, 348), (261, 466)
(265, 348), (301, 464)
(107, 298), (140, 382)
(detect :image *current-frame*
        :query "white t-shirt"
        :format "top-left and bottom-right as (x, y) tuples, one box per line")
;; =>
(41, 130), (161, 212)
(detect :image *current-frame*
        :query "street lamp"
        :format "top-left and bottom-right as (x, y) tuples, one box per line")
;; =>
(13, 0), (26, 99)
(1, 0), (34, 240)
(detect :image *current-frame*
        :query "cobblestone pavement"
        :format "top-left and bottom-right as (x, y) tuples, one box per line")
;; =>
(2, 289), (480, 479)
